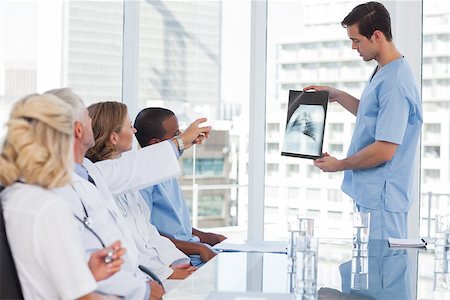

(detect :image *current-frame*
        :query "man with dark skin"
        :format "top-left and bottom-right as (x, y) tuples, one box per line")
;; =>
(135, 108), (227, 266)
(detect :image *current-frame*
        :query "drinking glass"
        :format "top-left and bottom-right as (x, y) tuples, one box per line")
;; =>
(294, 235), (318, 300)
(353, 211), (370, 246)
(298, 215), (315, 237)
(434, 214), (450, 291)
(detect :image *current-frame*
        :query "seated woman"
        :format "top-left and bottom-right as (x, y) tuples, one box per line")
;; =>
(0, 94), (124, 300)
(85, 101), (196, 281)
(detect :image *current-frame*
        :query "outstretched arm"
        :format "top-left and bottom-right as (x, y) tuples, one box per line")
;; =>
(304, 85), (359, 116)
(93, 118), (211, 196)
(171, 118), (211, 150)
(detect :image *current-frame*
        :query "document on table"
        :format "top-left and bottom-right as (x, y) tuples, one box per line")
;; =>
(388, 237), (427, 248)
(213, 240), (287, 254)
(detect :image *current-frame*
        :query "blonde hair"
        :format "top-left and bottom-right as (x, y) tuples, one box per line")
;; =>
(85, 101), (128, 163)
(0, 94), (74, 189)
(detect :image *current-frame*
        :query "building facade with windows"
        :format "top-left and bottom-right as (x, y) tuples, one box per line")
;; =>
(236, 0), (450, 240)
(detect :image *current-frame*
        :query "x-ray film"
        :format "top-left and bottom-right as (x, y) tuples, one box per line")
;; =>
(281, 90), (329, 159)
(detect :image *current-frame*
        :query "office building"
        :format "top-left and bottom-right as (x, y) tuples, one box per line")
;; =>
(138, 1), (222, 122)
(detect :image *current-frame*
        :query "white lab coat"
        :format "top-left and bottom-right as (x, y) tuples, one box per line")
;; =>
(57, 141), (180, 299)
(2, 183), (97, 300)
(114, 191), (190, 280)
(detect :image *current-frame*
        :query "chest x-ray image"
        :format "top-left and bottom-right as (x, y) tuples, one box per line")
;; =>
(281, 90), (329, 159)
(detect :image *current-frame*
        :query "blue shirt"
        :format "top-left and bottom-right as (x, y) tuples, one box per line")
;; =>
(140, 178), (200, 243)
(341, 57), (423, 213)
(74, 163), (89, 181)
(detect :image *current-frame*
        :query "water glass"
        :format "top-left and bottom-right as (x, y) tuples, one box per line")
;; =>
(294, 235), (318, 300)
(434, 230), (450, 291)
(351, 250), (369, 290)
(298, 216), (315, 237)
(353, 211), (370, 246)
(436, 214), (450, 235)
(287, 221), (301, 274)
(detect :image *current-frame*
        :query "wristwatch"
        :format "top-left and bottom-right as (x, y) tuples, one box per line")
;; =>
(175, 135), (184, 153)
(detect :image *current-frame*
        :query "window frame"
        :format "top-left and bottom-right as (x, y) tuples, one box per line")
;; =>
(120, 0), (423, 244)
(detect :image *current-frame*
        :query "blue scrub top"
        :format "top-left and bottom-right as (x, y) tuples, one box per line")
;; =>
(341, 57), (423, 213)
(140, 178), (200, 243)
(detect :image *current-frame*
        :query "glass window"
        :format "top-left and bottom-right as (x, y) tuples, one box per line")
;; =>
(306, 165), (321, 179)
(328, 123), (344, 141)
(423, 145), (440, 158)
(198, 194), (223, 218)
(0, 1), (123, 137)
(328, 189), (343, 203)
(306, 209), (320, 219)
(136, 1), (251, 237)
(286, 164), (300, 177)
(328, 144), (344, 156)
(267, 123), (280, 139)
(266, 163), (279, 176)
(327, 211), (343, 229)
(287, 187), (301, 206)
(182, 158), (225, 177)
(423, 169), (440, 184)
(267, 142), (280, 154)
(420, 0), (450, 242)
(306, 188), (321, 201)
(64, 1), (123, 104)
(265, 0), (375, 239)
(424, 123), (441, 138)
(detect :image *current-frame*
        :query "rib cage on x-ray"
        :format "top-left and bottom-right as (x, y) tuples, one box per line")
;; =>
(281, 90), (328, 159)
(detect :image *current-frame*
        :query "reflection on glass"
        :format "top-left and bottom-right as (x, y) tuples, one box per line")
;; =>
(266, 0), (372, 239)
(434, 214), (450, 291)
(433, 235), (450, 291)
(0, 1), (124, 136)
(136, 1), (251, 233)
(350, 247), (368, 291)
(293, 236), (318, 299)
(327, 240), (412, 299)
(353, 212), (370, 247)
(420, 0), (450, 244)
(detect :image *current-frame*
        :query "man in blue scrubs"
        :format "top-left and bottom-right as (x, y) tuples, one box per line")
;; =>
(135, 108), (227, 266)
(305, 2), (423, 239)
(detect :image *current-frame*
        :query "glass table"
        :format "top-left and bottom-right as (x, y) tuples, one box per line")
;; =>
(163, 239), (449, 300)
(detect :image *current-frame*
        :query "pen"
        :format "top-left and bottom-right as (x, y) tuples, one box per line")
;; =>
(138, 264), (163, 286)
(104, 249), (115, 264)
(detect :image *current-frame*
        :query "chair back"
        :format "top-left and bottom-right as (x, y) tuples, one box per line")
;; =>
(0, 186), (24, 299)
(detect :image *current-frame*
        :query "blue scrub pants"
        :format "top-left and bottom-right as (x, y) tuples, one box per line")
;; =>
(356, 202), (408, 239)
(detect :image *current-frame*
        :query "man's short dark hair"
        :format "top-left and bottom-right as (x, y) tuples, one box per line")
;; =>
(134, 107), (175, 147)
(341, 1), (392, 42)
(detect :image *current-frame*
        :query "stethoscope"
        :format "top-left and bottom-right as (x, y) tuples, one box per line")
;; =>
(74, 214), (104, 248)
(72, 187), (105, 249)
(71, 186), (115, 263)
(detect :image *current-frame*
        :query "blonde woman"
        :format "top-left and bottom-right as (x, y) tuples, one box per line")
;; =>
(86, 101), (196, 281)
(0, 94), (123, 300)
